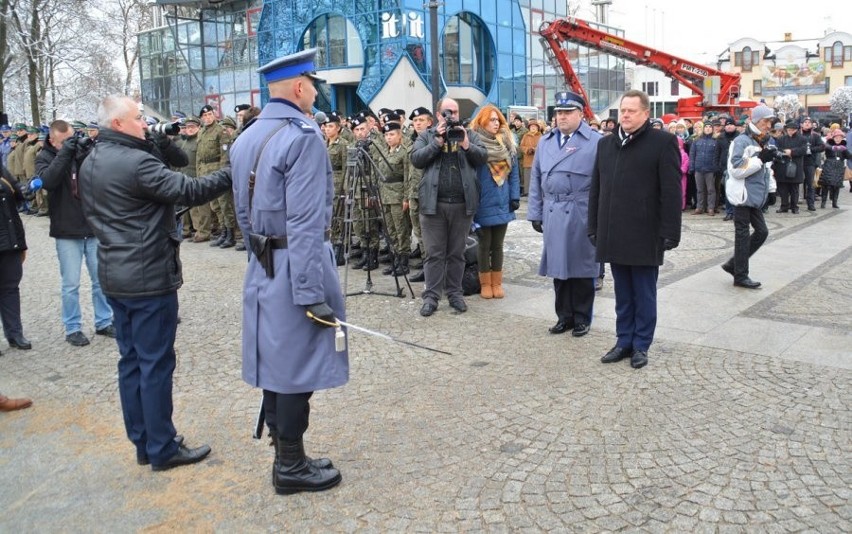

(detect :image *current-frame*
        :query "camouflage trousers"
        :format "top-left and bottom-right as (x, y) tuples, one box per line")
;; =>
(382, 202), (411, 255)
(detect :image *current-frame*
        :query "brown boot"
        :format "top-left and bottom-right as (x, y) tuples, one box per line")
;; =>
(479, 272), (493, 299)
(492, 271), (505, 299)
(0, 394), (33, 412)
(693, 208), (705, 215)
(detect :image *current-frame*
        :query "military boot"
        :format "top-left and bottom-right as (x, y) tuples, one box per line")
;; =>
(273, 437), (341, 495)
(382, 255), (398, 275)
(209, 230), (226, 247)
(361, 249), (379, 271)
(219, 228), (235, 248)
(268, 425), (333, 486)
(333, 244), (346, 266)
(409, 269), (425, 282)
(410, 244), (422, 259)
(394, 254), (410, 276)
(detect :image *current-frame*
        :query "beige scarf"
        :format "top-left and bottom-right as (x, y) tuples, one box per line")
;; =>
(476, 128), (513, 186)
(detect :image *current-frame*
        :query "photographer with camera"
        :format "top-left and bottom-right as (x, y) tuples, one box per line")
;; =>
(721, 105), (776, 289)
(410, 97), (487, 317)
(35, 120), (115, 347)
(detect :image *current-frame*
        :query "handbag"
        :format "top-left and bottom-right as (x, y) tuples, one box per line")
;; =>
(845, 167), (852, 181)
(813, 167), (822, 187)
(785, 160), (797, 179)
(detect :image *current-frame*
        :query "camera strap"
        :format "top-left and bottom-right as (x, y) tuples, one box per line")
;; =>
(248, 119), (291, 225)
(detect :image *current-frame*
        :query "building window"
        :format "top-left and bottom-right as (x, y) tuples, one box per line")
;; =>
(734, 51), (742, 67)
(827, 41), (844, 68)
(442, 12), (495, 94)
(753, 79), (762, 95)
(670, 79), (679, 96)
(742, 46), (753, 72)
(302, 14), (363, 69)
(845, 76), (852, 86)
(642, 81), (658, 96)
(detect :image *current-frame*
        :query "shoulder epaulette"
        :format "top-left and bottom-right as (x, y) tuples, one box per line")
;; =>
(293, 119), (316, 134)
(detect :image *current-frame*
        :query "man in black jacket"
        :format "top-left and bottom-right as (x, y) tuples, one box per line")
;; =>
(588, 90), (682, 369)
(79, 95), (232, 472)
(35, 120), (114, 347)
(799, 117), (825, 211)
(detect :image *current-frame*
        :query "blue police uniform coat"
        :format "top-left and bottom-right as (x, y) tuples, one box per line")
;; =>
(527, 121), (601, 280)
(230, 100), (349, 394)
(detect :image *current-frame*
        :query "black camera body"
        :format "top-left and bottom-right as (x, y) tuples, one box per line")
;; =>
(441, 109), (465, 143)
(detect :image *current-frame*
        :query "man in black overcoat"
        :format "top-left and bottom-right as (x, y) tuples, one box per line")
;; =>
(588, 90), (682, 369)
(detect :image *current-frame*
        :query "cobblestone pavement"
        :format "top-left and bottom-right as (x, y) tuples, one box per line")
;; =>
(1, 199), (850, 532)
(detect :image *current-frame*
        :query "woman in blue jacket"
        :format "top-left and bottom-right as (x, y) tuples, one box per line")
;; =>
(471, 105), (521, 299)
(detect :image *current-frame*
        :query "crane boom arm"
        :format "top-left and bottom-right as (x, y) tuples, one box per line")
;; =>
(538, 17), (744, 118)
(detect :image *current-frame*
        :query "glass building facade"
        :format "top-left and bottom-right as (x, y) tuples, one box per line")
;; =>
(142, 0), (625, 119)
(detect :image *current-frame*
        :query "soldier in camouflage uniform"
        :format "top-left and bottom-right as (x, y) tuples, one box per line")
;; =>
(349, 115), (380, 270)
(376, 121), (411, 275)
(176, 117), (215, 242)
(197, 105), (235, 248)
(219, 115), (244, 250)
(23, 128), (47, 216)
(320, 112), (349, 265)
(405, 107), (433, 281)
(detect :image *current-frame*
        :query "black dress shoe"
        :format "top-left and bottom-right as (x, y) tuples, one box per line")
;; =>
(448, 298), (468, 313)
(7, 334), (32, 350)
(420, 302), (437, 317)
(548, 320), (572, 334)
(571, 323), (590, 337)
(137, 435), (185, 465)
(630, 350), (648, 369)
(151, 443), (211, 471)
(601, 346), (632, 363)
(95, 325), (117, 338)
(776, 208), (788, 213)
(734, 277), (761, 289)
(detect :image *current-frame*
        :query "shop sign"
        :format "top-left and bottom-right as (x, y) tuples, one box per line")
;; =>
(381, 11), (425, 39)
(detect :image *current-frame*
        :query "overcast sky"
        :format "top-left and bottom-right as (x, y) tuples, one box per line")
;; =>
(570, 0), (852, 66)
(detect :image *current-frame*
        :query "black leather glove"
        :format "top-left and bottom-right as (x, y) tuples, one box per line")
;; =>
(510, 199), (520, 212)
(61, 136), (78, 154)
(757, 146), (776, 163)
(531, 221), (543, 233)
(767, 192), (777, 206)
(588, 234), (596, 247)
(305, 302), (336, 328)
(663, 238), (679, 251)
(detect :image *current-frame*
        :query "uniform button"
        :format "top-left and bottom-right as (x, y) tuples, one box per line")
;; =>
(298, 275), (307, 283)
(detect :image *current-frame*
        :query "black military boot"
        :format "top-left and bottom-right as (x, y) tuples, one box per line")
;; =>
(273, 437), (341, 495)
(362, 249), (379, 271)
(209, 229), (226, 247)
(410, 244), (422, 259)
(409, 269), (425, 282)
(352, 249), (369, 269)
(394, 254), (410, 275)
(821, 197), (827, 209)
(268, 425), (333, 485)
(382, 255), (398, 275)
(219, 228), (236, 248)
(333, 244), (346, 266)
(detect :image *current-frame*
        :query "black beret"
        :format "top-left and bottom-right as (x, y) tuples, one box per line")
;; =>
(382, 122), (401, 133)
(351, 116), (367, 127)
(234, 104), (251, 113)
(199, 104), (215, 115)
(383, 113), (401, 123)
(409, 107), (432, 120)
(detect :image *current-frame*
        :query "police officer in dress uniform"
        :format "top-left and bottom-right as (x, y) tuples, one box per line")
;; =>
(527, 91), (601, 337)
(230, 48), (347, 495)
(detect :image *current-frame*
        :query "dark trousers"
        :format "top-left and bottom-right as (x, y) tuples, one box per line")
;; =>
(109, 292), (180, 466)
(803, 166), (816, 207)
(553, 277), (595, 325)
(420, 202), (473, 303)
(610, 263), (659, 352)
(731, 205), (768, 281)
(777, 182), (799, 211)
(0, 251), (24, 339)
(263, 390), (313, 441)
(477, 223), (508, 272)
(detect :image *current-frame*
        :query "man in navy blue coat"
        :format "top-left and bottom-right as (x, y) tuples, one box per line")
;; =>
(589, 90), (682, 369)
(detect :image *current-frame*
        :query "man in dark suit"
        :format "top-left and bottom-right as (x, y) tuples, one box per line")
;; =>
(588, 90), (682, 369)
